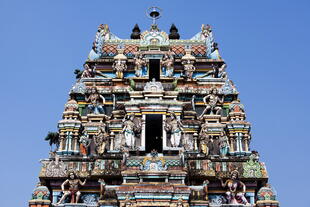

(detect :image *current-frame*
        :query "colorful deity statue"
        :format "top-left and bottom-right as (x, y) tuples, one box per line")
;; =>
(113, 59), (127, 79)
(57, 171), (87, 204)
(164, 112), (184, 148)
(79, 131), (91, 157)
(200, 87), (223, 116)
(199, 119), (209, 155)
(134, 54), (147, 77)
(85, 86), (106, 114)
(81, 63), (107, 79)
(161, 54), (174, 77)
(94, 124), (109, 155)
(219, 132), (229, 157)
(122, 114), (141, 149)
(218, 170), (249, 205)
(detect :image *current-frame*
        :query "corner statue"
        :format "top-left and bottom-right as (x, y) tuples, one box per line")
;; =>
(57, 171), (87, 204)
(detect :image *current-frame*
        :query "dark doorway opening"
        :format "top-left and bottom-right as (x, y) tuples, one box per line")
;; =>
(145, 114), (163, 153)
(149, 59), (160, 81)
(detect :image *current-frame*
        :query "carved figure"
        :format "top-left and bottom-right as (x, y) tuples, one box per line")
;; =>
(164, 113), (183, 148)
(122, 114), (141, 148)
(113, 59), (127, 79)
(81, 63), (107, 79)
(203, 180), (210, 200)
(46, 154), (67, 177)
(200, 87), (223, 116)
(218, 170), (249, 205)
(199, 120), (209, 155)
(182, 59), (195, 80)
(161, 54), (174, 77)
(94, 124), (109, 155)
(98, 179), (106, 200)
(134, 54), (147, 77)
(79, 131), (91, 156)
(57, 171), (87, 204)
(219, 132), (229, 157)
(85, 87), (105, 114)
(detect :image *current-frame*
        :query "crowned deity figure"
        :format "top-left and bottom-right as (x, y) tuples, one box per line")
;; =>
(57, 171), (87, 204)
(85, 86), (105, 114)
(122, 114), (141, 148)
(218, 170), (249, 205)
(200, 87), (223, 117)
(219, 131), (229, 157)
(79, 131), (91, 157)
(113, 59), (127, 79)
(164, 113), (184, 148)
(161, 54), (174, 77)
(94, 124), (109, 155)
(134, 54), (147, 77)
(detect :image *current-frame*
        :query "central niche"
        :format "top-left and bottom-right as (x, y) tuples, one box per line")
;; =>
(145, 114), (163, 153)
(148, 59), (160, 81)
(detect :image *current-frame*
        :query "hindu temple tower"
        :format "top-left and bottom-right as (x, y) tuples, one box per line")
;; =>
(29, 7), (280, 207)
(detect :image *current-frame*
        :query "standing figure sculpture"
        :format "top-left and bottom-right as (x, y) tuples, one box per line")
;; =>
(134, 54), (147, 77)
(122, 114), (139, 148)
(94, 124), (109, 155)
(113, 59), (127, 79)
(182, 59), (196, 80)
(164, 113), (183, 148)
(98, 179), (106, 200)
(218, 170), (249, 205)
(57, 171), (87, 204)
(219, 131), (229, 157)
(79, 131), (91, 157)
(161, 54), (174, 77)
(200, 87), (223, 117)
(85, 87), (105, 114)
(199, 119), (209, 155)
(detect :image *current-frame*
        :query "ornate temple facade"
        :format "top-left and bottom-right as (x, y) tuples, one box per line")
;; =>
(29, 9), (280, 207)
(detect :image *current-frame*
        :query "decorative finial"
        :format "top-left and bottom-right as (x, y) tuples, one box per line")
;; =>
(146, 7), (162, 25)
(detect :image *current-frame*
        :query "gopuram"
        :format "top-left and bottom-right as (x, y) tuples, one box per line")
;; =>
(29, 7), (280, 207)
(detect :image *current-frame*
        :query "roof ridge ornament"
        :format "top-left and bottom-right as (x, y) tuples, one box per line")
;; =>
(146, 6), (162, 26)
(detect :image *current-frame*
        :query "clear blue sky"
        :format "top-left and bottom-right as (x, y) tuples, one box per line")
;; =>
(0, 0), (309, 206)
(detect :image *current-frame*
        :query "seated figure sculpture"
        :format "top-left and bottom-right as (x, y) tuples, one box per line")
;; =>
(85, 86), (105, 114)
(57, 171), (87, 204)
(200, 87), (223, 117)
(218, 170), (249, 205)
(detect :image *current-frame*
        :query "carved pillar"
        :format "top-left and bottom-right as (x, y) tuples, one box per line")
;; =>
(244, 134), (249, 152)
(110, 132), (115, 151)
(59, 132), (65, 152)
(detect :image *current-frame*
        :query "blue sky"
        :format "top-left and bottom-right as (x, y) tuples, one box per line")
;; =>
(0, 0), (309, 206)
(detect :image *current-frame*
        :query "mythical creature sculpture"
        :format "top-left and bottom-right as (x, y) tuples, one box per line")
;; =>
(85, 87), (106, 114)
(113, 59), (127, 79)
(164, 113), (183, 148)
(200, 24), (212, 41)
(122, 114), (142, 149)
(134, 54), (147, 77)
(182, 59), (196, 80)
(88, 24), (110, 60)
(79, 131), (91, 157)
(200, 87), (223, 117)
(161, 54), (174, 77)
(57, 171), (87, 204)
(218, 170), (249, 205)
(94, 124), (109, 155)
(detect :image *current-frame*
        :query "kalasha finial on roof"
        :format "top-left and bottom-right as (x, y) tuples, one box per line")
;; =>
(146, 6), (162, 25)
(169, 23), (180, 39)
(130, 24), (141, 39)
